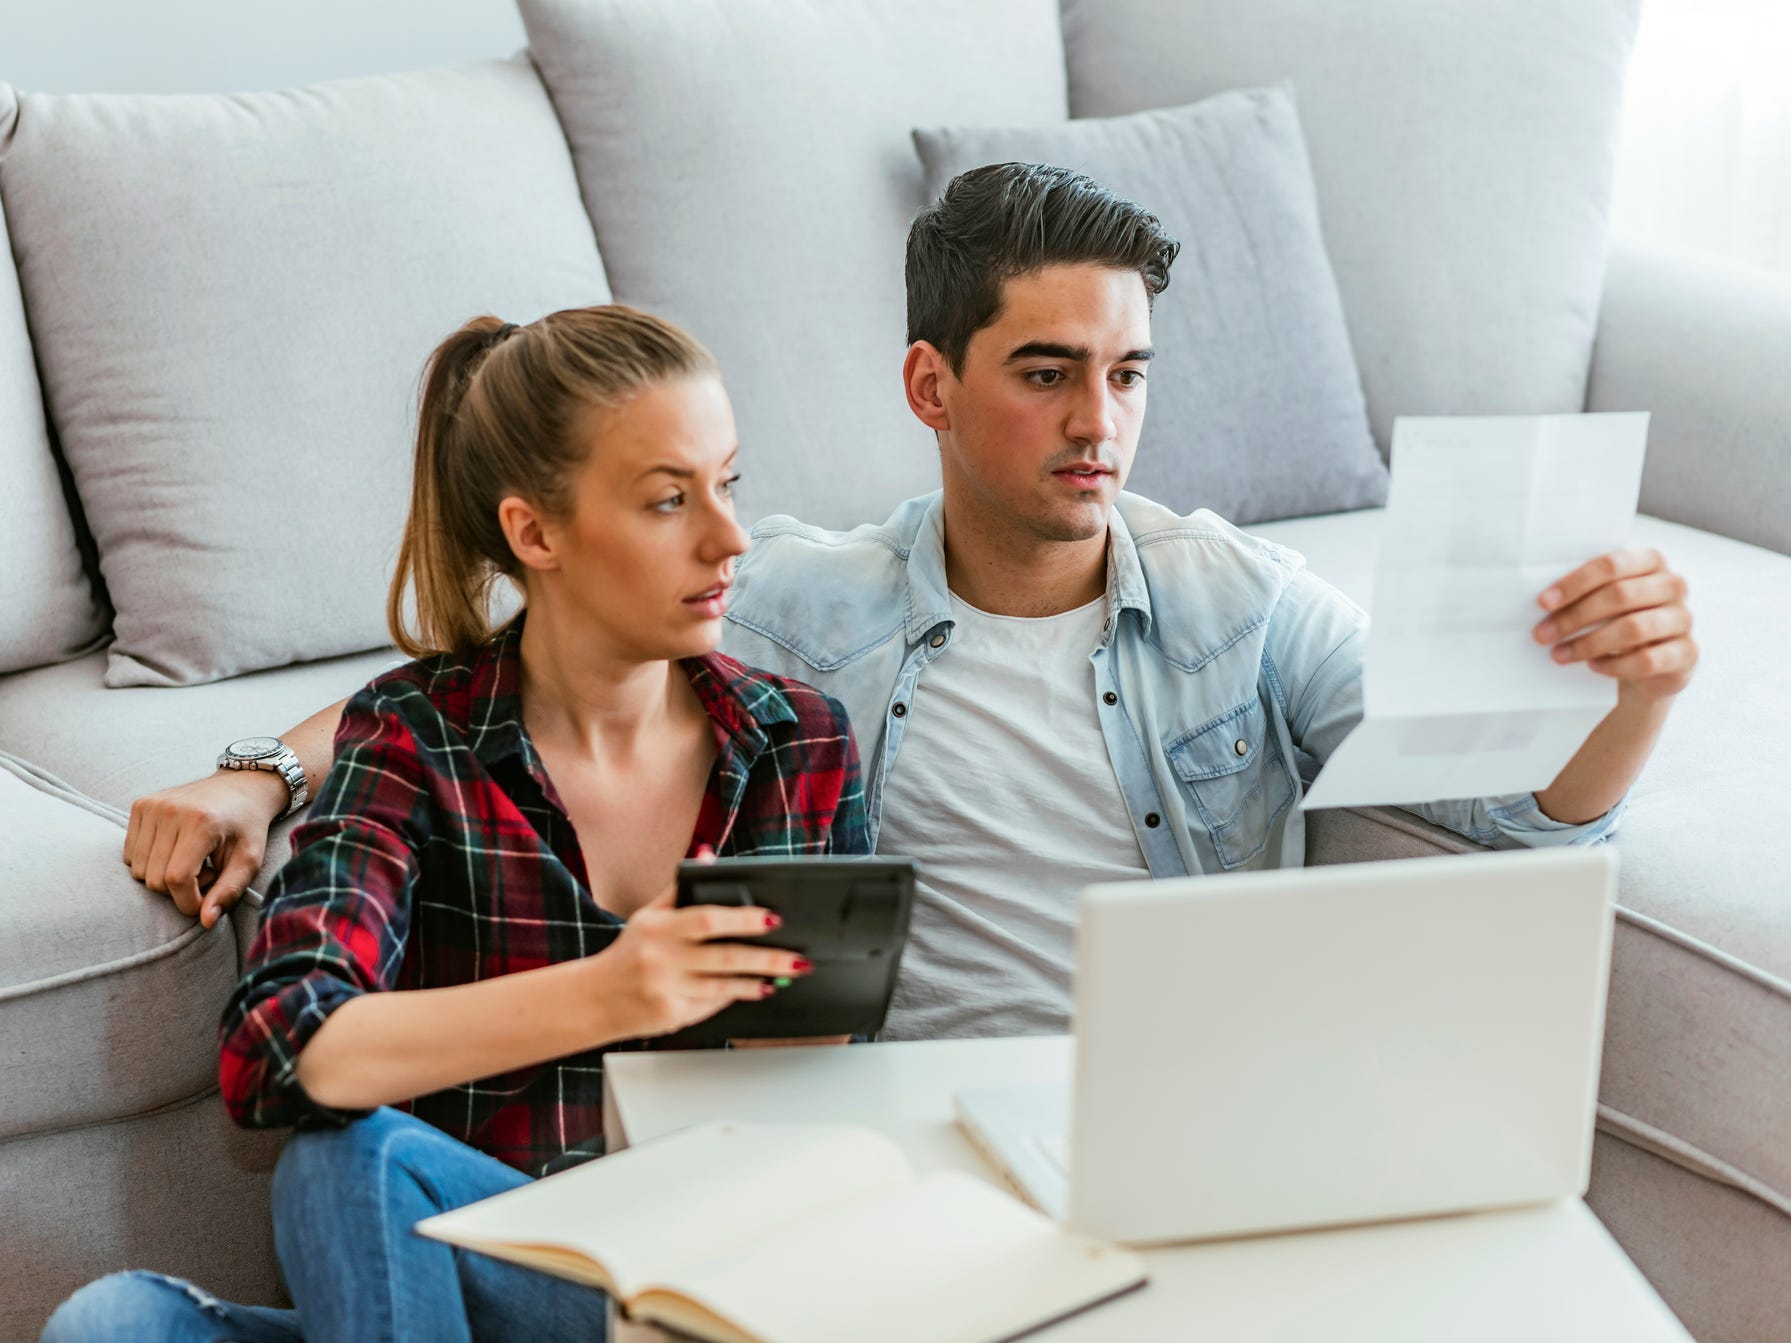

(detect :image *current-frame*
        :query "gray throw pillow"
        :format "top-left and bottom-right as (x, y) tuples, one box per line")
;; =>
(914, 87), (1388, 524)
(0, 58), (609, 687)
(0, 106), (104, 676)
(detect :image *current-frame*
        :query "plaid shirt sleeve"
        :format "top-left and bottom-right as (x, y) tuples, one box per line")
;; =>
(217, 684), (432, 1130)
(818, 692), (871, 856)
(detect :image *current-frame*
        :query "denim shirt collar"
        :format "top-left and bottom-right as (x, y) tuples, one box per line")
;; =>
(902, 492), (1154, 646)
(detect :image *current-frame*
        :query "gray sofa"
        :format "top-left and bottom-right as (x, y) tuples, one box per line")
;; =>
(1, 2), (1786, 1340)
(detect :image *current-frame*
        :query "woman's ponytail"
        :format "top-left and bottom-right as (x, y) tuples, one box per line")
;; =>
(387, 317), (516, 658)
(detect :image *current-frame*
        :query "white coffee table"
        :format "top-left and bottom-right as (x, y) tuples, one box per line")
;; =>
(603, 1035), (1692, 1342)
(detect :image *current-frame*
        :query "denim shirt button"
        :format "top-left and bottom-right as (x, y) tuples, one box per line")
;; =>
(891, 702), (907, 718)
(1102, 691), (1118, 706)
(929, 632), (946, 649)
(1234, 738), (1248, 756)
(1144, 812), (1162, 828)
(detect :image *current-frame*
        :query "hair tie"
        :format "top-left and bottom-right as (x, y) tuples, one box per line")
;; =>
(494, 322), (520, 342)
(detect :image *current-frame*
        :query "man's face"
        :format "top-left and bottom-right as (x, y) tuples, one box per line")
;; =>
(933, 263), (1153, 543)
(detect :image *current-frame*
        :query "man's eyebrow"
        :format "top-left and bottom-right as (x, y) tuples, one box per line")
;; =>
(1004, 342), (1155, 363)
(1006, 341), (1090, 362)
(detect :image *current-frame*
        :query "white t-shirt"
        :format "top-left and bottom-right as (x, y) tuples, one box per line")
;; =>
(876, 591), (1150, 1040)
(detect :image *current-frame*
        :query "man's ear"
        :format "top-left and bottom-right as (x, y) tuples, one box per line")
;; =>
(497, 495), (560, 574)
(902, 341), (952, 433)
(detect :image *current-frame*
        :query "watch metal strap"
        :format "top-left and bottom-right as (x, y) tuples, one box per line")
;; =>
(219, 744), (308, 820)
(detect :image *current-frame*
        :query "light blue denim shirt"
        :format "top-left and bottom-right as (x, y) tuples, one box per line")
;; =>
(719, 490), (1621, 876)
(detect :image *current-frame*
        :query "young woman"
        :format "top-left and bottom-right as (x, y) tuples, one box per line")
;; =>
(44, 307), (869, 1342)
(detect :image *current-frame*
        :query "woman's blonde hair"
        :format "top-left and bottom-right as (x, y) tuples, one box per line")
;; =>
(388, 305), (718, 659)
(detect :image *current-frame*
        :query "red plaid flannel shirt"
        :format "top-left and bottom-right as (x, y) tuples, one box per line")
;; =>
(219, 618), (867, 1176)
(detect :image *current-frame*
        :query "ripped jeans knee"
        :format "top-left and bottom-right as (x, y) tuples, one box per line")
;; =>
(41, 1269), (301, 1343)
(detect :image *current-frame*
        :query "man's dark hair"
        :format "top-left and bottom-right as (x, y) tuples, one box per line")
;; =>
(905, 162), (1180, 372)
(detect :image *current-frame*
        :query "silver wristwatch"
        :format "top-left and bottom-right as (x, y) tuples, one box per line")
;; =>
(217, 736), (309, 820)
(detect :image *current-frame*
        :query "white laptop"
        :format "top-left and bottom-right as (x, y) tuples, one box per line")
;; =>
(955, 847), (1617, 1247)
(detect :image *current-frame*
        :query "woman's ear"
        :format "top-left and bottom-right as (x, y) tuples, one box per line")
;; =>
(902, 341), (952, 434)
(497, 495), (560, 574)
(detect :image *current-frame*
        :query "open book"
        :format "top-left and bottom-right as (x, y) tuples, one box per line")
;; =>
(416, 1120), (1147, 1343)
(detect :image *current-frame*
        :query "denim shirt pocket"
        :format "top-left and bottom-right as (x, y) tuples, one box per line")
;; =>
(1167, 698), (1296, 870)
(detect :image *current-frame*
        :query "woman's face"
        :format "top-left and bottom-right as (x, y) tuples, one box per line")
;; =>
(510, 373), (750, 663)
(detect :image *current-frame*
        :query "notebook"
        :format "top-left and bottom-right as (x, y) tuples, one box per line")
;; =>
(416, 1120), (1147, 1343)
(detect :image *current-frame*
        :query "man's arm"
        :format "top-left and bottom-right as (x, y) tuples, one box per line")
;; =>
(123, 696), (350, 928)
(1274, 546), (1695, 842)
(1529, 547), (1696, 823)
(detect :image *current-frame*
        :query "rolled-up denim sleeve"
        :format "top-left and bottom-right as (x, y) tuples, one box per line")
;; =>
(1266, 568), (1623, 849)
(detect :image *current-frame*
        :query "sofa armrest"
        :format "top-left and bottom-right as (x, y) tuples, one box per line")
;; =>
(1587, 241), (1791, 557)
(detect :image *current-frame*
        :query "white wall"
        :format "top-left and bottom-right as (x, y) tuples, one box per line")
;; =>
(3, 0), (526, 94)
(1608, 0), (1791, 275)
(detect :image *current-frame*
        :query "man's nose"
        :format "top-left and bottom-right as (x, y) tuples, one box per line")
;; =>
(1065, 377), (1119, 448)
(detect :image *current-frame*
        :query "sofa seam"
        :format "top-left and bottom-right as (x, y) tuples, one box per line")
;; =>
(0, 1084), (236, 1150)
(0, 748), (127, 826)
(1611, 904), (1791, 1001)
(0, 917), (223, 1005)
(1596, 1103), (1791, 1218)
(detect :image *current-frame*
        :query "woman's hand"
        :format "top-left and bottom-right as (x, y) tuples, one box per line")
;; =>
(585, 891), (813, 1041)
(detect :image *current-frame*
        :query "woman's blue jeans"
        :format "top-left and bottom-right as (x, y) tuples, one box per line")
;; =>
(40, 1107), (610, 1343)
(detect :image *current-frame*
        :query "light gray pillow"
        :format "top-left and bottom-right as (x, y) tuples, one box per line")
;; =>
(1059, 0), (1642, 451)
(0, 58), (610, 687)
(914, 87), (1387, 524)
(0, 101), (104, 676)
(517, 0), (1069, 531)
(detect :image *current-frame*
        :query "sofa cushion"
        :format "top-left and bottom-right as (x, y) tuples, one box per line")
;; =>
(1258, 507), (1791, 1220)
(517, 0), (1068, 530)
(0, 648), (399, 814)
(1059, 0), (1641, 450)
(913, 88), (1386, 525)
(0, 756), (243, 1140)
(0, 59), (610, 687)
(0, 646), (398, 916)
(0, 98), (104, 677)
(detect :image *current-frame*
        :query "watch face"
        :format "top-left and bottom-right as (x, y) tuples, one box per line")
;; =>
(227, 736), (284, 761)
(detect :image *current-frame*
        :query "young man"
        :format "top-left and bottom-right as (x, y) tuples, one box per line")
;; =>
(127, 164), (1696, 1040)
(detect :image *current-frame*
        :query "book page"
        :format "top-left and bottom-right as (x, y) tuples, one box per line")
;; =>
(415, 1121), (912, 1301)
(636, 1171), (1146, 1343)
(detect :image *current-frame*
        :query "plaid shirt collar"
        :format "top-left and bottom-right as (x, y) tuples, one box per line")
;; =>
(463, 613), (800, 781)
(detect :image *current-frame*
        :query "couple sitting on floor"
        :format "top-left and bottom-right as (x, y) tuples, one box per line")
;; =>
(46, 162), (1697, 1342)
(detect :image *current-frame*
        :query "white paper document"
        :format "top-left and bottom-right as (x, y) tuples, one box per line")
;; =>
(1301, 413), (1649, 811)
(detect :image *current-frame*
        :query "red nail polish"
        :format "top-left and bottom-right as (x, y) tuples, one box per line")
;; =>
(765, 912), (782, 929)
(760, 981), (777, 997)
(792, 958), (813, 974)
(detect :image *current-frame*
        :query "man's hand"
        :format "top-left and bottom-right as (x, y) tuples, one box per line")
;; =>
(1534, 547), (1697, 702)
(124, 771), (287, 929)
